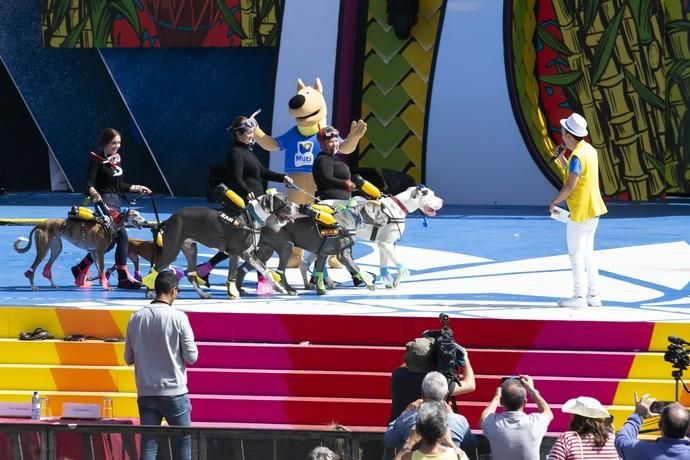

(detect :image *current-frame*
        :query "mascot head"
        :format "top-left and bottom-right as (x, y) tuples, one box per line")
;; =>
(289, 78), (327, 136)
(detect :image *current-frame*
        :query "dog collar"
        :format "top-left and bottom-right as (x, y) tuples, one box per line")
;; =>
(390, 195), (410, 214)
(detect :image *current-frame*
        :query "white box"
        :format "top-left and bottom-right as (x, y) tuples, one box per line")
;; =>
(0, 402), (32, 418)
(62, 403), (101, 419)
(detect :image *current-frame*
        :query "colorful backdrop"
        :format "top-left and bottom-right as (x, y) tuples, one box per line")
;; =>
(507, 0), (690, 201)
(41, 0), (282, 48)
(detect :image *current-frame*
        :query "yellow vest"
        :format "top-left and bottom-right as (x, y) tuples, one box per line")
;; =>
(565, 141), (608, 222)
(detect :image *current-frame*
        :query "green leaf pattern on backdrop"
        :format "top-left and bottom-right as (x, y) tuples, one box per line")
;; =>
(61, 15), (89, 48)
(539, 71), (582, 86)
(623, 68), (665, 110)
(590, 7), (625, 85)
(537, 24), (573, 55)
(628, 0), (654, 45)
(111, 0), (141, 35)
(583, 0), (601, 32)
(216, 0), (248, 40)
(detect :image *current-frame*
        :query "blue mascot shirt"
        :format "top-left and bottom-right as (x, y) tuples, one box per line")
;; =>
(276, 126), (320, 173)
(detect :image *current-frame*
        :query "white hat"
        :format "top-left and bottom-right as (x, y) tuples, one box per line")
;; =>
(562, 396), (610, 419)
(560, 113), (588, 137)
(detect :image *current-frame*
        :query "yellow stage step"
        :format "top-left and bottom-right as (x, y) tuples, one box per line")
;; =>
(0, 338), (126, 366)
(0, 364), (134, 393)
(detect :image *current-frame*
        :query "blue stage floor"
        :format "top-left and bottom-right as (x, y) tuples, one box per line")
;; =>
(1, 192), (689, 321)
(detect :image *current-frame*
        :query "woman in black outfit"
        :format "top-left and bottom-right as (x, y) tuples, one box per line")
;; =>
(226, 116), (294, 200)
(198, 116), (293, 278)
(71, 128), (151, 289)
(312, 126), (356, 201)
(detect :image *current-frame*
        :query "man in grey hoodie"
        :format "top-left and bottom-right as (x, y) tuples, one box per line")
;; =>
(125, 270), (198, 460)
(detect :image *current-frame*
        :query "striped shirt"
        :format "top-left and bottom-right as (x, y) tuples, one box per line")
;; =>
(548, 431), (621, 459)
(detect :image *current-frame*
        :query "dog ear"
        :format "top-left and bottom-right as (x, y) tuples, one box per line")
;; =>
(297, 78), (306, 91)
(314, 78), (323, 94)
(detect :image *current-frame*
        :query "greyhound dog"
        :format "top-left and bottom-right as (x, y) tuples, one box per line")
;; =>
(143, 192), (299, 299)
(13, 209), (147, 290)
(236, 205), (376, 295)
(301, 185), (443, 288)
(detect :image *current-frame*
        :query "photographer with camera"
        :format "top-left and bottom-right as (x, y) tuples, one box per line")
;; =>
(480, 375), (553, 460)
(384, 371), (476, 457)
(389, 315), (476, 422)
(614, 392), (690, 459)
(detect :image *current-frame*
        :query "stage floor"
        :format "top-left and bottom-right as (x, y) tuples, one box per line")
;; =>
(1, 193), (689, 321)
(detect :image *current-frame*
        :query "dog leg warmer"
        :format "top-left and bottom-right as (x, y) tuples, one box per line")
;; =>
(196, 261), (214, 278)
(141, 268), (158, 289)
(393, 263), (410, 287)
(256, 274), (274, 295)
(314, 272), (326, 295)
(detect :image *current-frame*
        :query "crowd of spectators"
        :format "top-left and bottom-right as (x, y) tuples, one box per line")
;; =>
(383, 336), (690, 460)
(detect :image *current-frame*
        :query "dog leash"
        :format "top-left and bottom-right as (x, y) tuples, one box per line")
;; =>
(286, 182), (318, 202)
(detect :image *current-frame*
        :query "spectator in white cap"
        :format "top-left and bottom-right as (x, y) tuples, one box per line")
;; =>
(547, 396), (619, 459)
(549, 112), (608, 308)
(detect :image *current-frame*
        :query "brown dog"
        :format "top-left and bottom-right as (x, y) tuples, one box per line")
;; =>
(99, 237), (158, 282)
(13, 210), (146, 290)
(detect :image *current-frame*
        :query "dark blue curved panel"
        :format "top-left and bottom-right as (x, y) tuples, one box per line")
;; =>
(100, 48), (278, 196)
(0, 0), (167, 195)
(0, 0), (278, 196)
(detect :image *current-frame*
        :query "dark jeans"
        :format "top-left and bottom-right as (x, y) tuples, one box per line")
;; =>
(137, 393), (192, 460)
(99, 193), (128, 265)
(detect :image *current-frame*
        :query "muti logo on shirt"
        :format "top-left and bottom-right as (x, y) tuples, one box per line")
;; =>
(295, 141), (314, 168)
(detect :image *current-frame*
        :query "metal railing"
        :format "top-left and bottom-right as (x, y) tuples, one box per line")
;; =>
(0, 422), (387, 460)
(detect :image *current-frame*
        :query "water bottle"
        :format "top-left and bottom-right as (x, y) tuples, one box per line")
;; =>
(103, 396), (113, 419)
(31, 391), (40, 420)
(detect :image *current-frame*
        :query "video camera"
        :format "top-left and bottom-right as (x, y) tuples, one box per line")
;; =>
(664, 336), (690, 371)
(422, 313), (466, 393)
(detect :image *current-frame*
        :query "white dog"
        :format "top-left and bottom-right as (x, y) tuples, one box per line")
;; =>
(301, 185), (443, 288)
(356, 185), (443, 287)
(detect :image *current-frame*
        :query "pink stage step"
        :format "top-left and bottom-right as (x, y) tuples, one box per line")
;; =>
(193, 343), (644, 378)
(186, 368), (632, 405)
(186, 395), (615, 432)
(188, 313), (655, 351)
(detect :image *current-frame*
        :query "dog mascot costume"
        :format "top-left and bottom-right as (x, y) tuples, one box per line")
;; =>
(253, 78), (367, 266)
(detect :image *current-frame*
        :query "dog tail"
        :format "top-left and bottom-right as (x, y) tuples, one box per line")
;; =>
(13, 227), (37, 253)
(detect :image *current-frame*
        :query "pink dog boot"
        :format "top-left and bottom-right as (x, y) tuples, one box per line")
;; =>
(257, 274), (274, 295)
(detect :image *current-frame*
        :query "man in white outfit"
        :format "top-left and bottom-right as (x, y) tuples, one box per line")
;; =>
(549, 113), (608, 308)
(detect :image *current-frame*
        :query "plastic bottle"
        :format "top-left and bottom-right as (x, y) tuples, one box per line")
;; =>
(31, 391), (40, 420)
(103, 396), (113, 419)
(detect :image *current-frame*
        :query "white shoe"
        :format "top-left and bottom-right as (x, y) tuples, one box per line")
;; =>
(587, 295), (602, 307)
(558, 296), (587, 308)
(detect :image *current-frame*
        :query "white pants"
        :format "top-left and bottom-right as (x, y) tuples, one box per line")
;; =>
(566, 217), (600, 297)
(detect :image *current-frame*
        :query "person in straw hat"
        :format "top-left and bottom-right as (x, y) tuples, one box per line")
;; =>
(547, 396), (619, 459)
(549, 112), (608, 308)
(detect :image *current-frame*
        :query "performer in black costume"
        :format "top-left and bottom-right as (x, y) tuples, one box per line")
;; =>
(71, 128), (151, 289)
(312, 126), (356, 201)
(197, 116), (293, 279)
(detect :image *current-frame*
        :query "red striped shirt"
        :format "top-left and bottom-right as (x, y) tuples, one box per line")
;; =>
(547, 431), (621, 459)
